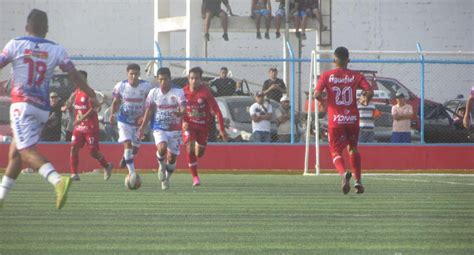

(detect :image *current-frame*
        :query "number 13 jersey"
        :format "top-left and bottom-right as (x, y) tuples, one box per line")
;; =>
(315, 68), (371, 128)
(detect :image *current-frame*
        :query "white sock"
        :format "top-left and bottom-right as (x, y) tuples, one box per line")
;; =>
(166, 162), (176, 180)
(156, 152), (167, 171)
(38, 163), (61, 185)
(0, 175), (16, 199)
(124, 148), (135, 174)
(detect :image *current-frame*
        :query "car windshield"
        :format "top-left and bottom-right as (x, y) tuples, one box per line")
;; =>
(377, 79), (410, 99)
(228, 101), (252, 123)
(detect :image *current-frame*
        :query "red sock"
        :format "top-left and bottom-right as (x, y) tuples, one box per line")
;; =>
(350, 152), (361, 181)
(70, 154), (79, 175)
(332, 154), (346, 176)
(187, 153), (198, 177)
(97, 155), (109, 168)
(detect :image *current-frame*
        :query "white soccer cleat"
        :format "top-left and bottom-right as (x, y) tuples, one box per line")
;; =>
(157, 166), (166, 182)
(161, 180), (169, 190)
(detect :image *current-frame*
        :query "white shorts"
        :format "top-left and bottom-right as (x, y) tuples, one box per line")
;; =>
(10, 102), (49, 150)
(117, 121), (140, 147)
(153, 130), (182, 155)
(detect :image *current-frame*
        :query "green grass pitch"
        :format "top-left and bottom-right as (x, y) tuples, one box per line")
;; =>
(0, 173), (473, 255)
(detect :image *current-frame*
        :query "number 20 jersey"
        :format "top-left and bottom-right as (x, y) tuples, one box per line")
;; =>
(0, 36), (75, 111)
(315, 68), (371, 128)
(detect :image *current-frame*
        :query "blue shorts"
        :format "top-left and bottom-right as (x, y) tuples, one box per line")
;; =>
(254, 9), (271, 16)
(391, 132), (412, 143)
(275, 8), (285, 17)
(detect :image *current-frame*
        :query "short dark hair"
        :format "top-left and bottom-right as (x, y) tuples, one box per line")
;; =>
(156, 67), (171, 78)
(334, 47), (349, 62)
(269, 67), (278, 72)
(220, 67), (228, 72)
(78, 70), (88, 78)
(27, 9), (48, 36)
(189, 66), (203, 77)
(127, 63), (140, 72)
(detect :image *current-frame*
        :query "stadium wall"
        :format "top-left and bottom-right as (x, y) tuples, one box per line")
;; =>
(0, 143), (472, 172)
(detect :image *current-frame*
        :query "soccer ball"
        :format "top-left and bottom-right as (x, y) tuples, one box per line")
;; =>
(124, 173), (142, 190)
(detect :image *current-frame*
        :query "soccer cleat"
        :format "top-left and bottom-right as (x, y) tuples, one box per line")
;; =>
(104, 163), (113, 181)
(256, 32), (262, 39)
(192, 176), (201, 186)
(70, 174), (80, 181)
(54, 176), (72, 209)
(354, 181), (365, 194)
(264, 32), (270, 39)
(161, 180), (169, 190)
(222, 33), (229, 41)
(157, 166), (166, 182)
(341, 172), (352, 195)
(119, 157), (126, 168)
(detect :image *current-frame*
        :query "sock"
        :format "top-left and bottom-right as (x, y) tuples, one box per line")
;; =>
(124, 149), (135, 174)
(166, 162), (176, 180)
(38, 163), (62, 185)
(350, 152), (362, 181)
(156, 152), (167, 172)
(97, 155), (109, 168)
(187, 153), (198, 178)
(0, 175), (16, 199)
(332, 155), (346, 176)
(70, 153), (79, 175)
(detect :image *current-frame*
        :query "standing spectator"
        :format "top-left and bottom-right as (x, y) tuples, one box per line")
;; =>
(275, 94), (296, 142)
(453, 106), (466, 130)
(314, 46), (373, 195)
(61, 91), (77, 141)
(41, 92), (62, 141)
(0, 9), (96, 209)
(463, 87), (474, 129)
(139, 67), (186, 190)
(202, 0), (233, 41)
(262, 67), (287, 102)
(109, 64), (152, 184)
(183, 67), (228, 186)
(250, 92), (273, 142)
(294, 0), (326, 40)
(358, 91), (376, 143)
(391, 92), (413, 143)
(69, 71), (113, 182)
(274, 0), (296, 39)
(209, 67), (237, 97)
(251, 0), (272, 39)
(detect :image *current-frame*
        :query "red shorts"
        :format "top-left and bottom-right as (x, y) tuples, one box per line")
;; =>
(327, 125), (360, 154)
(182, 128), (209, 147)
(71, 129), (100, 151)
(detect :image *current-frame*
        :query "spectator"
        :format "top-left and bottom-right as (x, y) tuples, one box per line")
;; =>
(202, 0), (233, 41)
(262, 67), (287, 102)
(251, 0), (272, 39)
(294, 0), (326, 40)
(391, 92), (413, 143)
(61, 91), (77, 141)
(274, 0), (296, 39)
(209, 67), (237, 96)
(275, 94), (298, 142)
(453, 106), (466, 130)
(463, 87), (474, 129)
(250, 91), (273, 142)
(41, 92), (63, 141)
(358, 91), (376, 143)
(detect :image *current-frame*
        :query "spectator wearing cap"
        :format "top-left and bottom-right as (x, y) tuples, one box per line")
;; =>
(391, 92), (413, 143)
(275, 95), (298, 142)
(262, 68), (287, 102)
(249, 91), (273, 142)
(41, 92), (63, 141)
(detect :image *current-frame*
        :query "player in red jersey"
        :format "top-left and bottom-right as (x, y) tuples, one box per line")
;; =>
(314, 47), (373, 194)
(183, 67), (228, 186)
(68, 71), (113, 181)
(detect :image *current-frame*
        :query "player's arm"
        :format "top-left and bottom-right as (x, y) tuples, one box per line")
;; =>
(208, 94), (228, 141)
(138, 106), (152, 138)
(109, 97), (121, 124)
(76, 97), (99, 125)
(61, 91), (76, 112)
(464, 95), (473, 128)
(67, 68), (96, 98)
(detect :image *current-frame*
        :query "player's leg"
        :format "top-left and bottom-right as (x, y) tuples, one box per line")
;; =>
(161, 131), (182, 190)
(0, 140), (22, 207)
(264, 10), (271, 37)
(219, 10), (229, 40)
(328, 127), (351, 194)
(70, 130), (84, 181)
(204, 11), (212, 41)
(86, 133), (113, 181)
(183, 129), (200, 186)
(347, 126), (364, 194)
(118, 122), (138, 177)
(153, 131), (169, 183)
(255, 10), (262, 38)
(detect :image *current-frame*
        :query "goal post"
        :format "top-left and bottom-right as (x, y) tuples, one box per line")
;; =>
(303, 50), (320, 176)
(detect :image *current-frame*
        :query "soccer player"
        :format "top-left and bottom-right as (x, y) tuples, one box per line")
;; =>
(109, 64), (152, 183)
(69, 71), (113, 181)
(183, 67), (228, 186)
(314, 46), (373, 194)
(0, 9), (96, 209)
(139, 67), (186, 190)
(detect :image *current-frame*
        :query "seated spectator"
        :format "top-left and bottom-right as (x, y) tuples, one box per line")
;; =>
(358, 91), (376, 143)
(209, 67), (237, 97)
(202, 0), (233, 41)
(251, 0), (272, 39)
(274, 0), (296, 39)
(262, 67), (287, 102)
(293, 0), (326, 40)
(250, 92), (273, 142)
(41, 92), (63, 141)
(454, 106), (466, 130)
(275, 95), (299, 142)
(391, 92), (413, 143)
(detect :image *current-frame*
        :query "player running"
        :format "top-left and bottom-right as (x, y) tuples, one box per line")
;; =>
(68, 71), (113, 181)
(314, 46), (373, 194)
(0, 9), (96, 209)
(183, 67), (228, 186)
(109, 64), (152, 184)
(139, 67), (186, 190)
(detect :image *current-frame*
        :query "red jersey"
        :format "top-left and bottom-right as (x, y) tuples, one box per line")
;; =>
(183, 84), (225, 132)
(73, 88), (99, 133)
(315, 68), (371, 128)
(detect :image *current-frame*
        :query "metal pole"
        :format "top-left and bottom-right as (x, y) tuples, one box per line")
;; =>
(416, 43), (425, 144)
